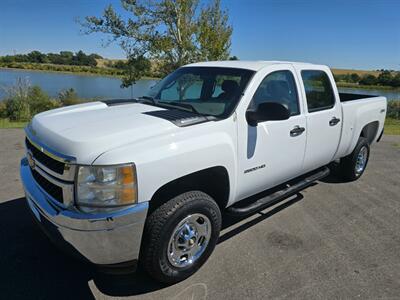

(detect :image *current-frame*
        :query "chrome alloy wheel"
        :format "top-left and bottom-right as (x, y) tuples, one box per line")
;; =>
(355, 146), (368, 175)
(167, 213), (212, 268)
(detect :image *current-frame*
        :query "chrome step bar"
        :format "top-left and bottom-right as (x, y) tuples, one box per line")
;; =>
(226, 167), (330, 217)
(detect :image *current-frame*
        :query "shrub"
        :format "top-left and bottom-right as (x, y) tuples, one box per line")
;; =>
(2, 79), (60, 121)
(5, 96), (31, 121)
(58, 88), (81, 106)
(387, 100), (400, 119)
(0, 101), (7, 118)
(390, 73), (400, 87)
(3, 78), (31, 121)
(28, 86), (59, 115)
(377, 70), (393, 86)
(359, 74), (378, 85)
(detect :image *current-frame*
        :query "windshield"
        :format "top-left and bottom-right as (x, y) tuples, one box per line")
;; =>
(145, 67), (255, 118)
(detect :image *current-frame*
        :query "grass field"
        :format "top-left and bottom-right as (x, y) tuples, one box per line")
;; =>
(331, 68), (382, 77)
(336, 82), (400, 91)
(384, 118), (400, 135)
(0, 119), (28, 129)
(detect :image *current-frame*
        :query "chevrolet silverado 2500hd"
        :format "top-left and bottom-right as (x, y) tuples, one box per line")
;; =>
(20, 61), (386, 283)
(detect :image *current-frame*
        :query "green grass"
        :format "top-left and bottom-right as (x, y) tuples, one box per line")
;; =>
(0, 118), (28, 129)
(336, 82), (400, 91)
(384, 118), (400, 135)
(0, 63), (159, 80)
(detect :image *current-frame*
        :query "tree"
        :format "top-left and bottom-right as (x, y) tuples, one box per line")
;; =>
(81, 0), (233, 86)
(350, 73), (360, 83)
(196, 0), (232, 61)
(390, 72), (400, 87)
(359, 74), (377, 85)
(377, 70), (392, 86)
(27, 51), (48, 63)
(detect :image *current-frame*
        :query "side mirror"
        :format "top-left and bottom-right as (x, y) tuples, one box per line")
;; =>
(246, 102), (290, 126)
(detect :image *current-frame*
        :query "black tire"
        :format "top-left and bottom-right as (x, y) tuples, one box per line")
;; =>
(140, 191), (221, 283)
(339, 137), (370, 181)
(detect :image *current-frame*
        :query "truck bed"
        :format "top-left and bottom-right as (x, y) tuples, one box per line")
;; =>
(339, 93), (377, 102)
(334, 95), (386, 160)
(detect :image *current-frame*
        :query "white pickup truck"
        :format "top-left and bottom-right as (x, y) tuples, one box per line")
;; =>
(20, 61), (386, 283)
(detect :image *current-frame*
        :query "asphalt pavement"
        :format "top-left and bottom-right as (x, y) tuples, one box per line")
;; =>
(0, 128), (399, 299)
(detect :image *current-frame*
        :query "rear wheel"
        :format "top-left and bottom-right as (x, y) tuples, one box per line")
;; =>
(141, 191), (221, 283)
(339, 137), (370, 181)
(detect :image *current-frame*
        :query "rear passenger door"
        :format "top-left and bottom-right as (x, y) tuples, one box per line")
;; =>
(297, 68), (342, 171)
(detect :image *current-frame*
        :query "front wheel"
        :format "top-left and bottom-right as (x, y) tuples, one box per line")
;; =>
(140, 191), (221, 283)
(339, 137), (370, 181)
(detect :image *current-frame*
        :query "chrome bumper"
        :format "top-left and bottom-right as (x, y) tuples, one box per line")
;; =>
(20, 157), (148, 266)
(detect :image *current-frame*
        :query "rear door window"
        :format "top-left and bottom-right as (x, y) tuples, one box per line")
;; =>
(301, 70), (335, 112)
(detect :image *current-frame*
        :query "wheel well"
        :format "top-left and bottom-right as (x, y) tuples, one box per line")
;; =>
(149, 166), (230, 213)
(360, 121), (379, 144)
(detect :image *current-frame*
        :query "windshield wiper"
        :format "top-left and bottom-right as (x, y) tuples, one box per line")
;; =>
(158, 101), (201, 115)
(137, 95), (156, 104)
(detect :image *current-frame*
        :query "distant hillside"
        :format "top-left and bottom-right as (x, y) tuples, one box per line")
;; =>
(331, 68), (381, 77)
(95, 58), (125, 68)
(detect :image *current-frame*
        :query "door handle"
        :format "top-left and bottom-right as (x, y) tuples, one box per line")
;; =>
(290, 125), (305, 137)
(329, 117), (341, 126)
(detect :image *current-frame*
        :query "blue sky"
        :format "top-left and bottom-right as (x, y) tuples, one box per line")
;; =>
(0, 0), (399, 70)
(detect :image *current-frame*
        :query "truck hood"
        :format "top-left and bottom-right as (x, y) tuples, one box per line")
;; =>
(28, 102), (178, 163)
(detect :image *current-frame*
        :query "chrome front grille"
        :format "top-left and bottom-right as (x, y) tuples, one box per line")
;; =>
(26, 138), (65, 174)
(25, 127), (75, 208)
(25, 135), (76, 182)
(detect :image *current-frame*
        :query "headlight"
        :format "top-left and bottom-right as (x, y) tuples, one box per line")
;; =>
(76, 163), (137, 213)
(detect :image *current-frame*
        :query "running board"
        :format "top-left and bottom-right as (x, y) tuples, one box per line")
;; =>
(226, 167), (330, 217)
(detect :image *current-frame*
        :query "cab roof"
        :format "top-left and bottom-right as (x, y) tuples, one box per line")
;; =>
(185, 60), (327, 71)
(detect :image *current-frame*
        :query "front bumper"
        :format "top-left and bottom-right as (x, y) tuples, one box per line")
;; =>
(20, 157), (148, 266)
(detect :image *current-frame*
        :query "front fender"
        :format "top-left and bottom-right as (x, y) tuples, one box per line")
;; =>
(93, 120), (237, 205)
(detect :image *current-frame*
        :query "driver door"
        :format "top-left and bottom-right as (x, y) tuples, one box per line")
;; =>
(236, 66), (307, 200)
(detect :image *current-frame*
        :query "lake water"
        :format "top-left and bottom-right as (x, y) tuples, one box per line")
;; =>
(0, 69), (157, 100)
(1, 68), (399, 101)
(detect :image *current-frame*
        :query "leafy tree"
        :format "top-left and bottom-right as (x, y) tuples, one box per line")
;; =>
(121, 55), (151, 87)
(89, 53), (103, 59)
(391, 73), (400, 87)
(377, 70), (392, 86)
(229, 55), (239, 60)
(0, 50), (100, 67)
(350, 73), (360, 83)
(81, 0), (233, 86)
(197, 0), (232, 61)
(27, 51), (48, 63)
(359, 74), (377, 85)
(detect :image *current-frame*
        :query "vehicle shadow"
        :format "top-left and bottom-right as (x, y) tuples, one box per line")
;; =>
(0, 193), (304, 298)
(219, 193), (304, 244)
(0, 197), (95, 299)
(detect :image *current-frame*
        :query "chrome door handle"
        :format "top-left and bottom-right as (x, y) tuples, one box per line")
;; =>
(290, 125), (305, 137)
(329, 117), (341, 126)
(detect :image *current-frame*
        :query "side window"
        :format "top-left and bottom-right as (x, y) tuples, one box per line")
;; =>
(251, 70), (299, 116)
(301, 70), (335, 112)
(159, 74), (203, 101)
